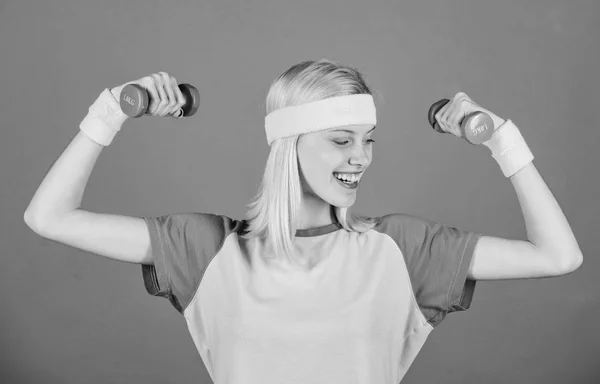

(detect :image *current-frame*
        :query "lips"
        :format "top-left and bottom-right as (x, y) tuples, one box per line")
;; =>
(333, 174), (359, 189)
(332, 172), (362, 183)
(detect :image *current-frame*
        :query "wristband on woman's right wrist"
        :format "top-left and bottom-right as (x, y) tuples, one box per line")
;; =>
(79, 88), (129, 146)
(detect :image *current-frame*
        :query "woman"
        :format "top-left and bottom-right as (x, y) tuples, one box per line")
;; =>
(24, 59), (583, 383)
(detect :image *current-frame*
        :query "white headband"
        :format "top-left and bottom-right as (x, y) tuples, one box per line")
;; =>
(264, 94), (377, 146)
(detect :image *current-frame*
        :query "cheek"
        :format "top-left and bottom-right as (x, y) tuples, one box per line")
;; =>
(298, 140), (344, 182)
(309, 151), (342, 179)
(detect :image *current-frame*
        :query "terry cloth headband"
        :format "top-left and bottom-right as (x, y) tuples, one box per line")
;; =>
(264, 94), (377, 146)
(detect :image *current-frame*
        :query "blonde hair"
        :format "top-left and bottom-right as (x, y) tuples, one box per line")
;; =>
(240, 59), (379, 264)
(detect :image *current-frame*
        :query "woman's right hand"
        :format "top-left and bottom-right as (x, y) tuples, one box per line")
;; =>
(110, 72), (186, 118)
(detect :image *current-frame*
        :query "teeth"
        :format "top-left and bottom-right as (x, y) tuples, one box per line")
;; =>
(334, 173), (360, 183)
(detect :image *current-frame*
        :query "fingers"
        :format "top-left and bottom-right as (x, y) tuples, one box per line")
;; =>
(157, 72), (180, 117)
(138, 77), (160, 115)
(434, 92), (472, 137)
(152, 73), (169, 116)
(172, 109), (184, 119)
(434, 99), (452, 134)
(447, 95), (465, 137)
(169, 76), (186, 118)
(136, 72), (186, 117)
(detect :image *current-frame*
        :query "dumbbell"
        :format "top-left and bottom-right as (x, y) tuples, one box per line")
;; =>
(119, 83), (200, 118)
(428, 99), (494, 145)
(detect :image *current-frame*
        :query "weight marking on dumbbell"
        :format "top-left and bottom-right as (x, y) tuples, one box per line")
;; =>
(123, 95), (135, 106)
(473, 123), (488, 136)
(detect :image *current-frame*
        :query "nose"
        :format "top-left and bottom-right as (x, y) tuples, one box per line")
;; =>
(348, 143), (371, 168)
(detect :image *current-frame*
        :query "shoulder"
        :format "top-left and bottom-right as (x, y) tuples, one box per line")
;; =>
(146, 212), (247, 238)
(372, 212), (436, 236)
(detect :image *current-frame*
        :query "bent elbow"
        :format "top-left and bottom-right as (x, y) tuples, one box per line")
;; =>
(555, 252), (583, 276)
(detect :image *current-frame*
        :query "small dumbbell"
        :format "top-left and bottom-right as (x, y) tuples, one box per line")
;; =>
(119, 83), (200, 118)
(428, 99), (494, 145)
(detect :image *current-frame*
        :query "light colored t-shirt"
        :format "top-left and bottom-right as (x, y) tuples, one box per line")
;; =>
(141, 212), (481, 384)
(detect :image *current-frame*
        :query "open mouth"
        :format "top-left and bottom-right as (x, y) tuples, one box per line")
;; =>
(333, 172), (361, 189)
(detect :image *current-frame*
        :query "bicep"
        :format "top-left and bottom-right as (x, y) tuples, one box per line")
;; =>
(468, 235), (563, 280)
(28, 209), (153, 265)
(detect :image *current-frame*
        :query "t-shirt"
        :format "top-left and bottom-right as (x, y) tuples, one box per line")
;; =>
(141, 212), (481, 384)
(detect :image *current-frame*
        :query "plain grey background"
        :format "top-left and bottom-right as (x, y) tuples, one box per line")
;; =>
(3, 0), (599, 383)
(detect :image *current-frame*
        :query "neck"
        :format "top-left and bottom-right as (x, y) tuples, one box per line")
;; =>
(297, 199), (336, 230)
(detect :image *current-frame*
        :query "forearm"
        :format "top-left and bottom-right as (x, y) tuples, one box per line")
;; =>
(24, 131), (104, 227)
(509, 161), (583, 268)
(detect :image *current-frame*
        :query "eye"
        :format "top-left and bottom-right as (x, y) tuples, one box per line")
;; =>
(333, 139), (376, 146)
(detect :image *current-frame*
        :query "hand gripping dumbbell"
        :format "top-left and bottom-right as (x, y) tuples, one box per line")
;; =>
(428, 99), (494, 145)
(119, 83), (200, 118)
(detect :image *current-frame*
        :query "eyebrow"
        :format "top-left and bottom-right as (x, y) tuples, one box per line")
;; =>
(330, 125), (377, 134)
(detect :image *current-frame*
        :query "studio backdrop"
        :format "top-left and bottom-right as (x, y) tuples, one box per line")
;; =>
(3, 0), (599, 383)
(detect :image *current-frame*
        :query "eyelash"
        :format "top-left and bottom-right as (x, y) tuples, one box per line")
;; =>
(334, 139), (375, 146)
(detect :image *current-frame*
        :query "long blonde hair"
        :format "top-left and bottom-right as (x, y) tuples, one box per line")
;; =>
(240, 59), (379, 264)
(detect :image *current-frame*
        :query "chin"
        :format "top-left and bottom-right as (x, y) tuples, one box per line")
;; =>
(329, 196), (356, 208)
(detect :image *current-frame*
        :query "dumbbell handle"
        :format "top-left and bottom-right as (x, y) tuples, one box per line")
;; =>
(120, 83), (200, 118)
(428, 99), (494, 145)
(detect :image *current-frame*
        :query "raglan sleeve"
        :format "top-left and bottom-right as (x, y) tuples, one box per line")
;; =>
(140, 212), (232, 314)
(379, 213), (482, 327)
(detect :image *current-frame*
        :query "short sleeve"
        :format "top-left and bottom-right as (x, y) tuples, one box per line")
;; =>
(141, 212), (238, 314)
(376, 213), (482, 327)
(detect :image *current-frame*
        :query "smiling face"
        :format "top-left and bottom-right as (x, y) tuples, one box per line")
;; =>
(297, 124), (376, 210)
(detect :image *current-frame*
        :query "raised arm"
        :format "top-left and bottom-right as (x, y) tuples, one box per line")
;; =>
(24, 72), (186, 264)
(432, 92), (583, 280)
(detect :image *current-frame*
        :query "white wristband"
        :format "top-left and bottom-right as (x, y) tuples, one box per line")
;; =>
(484, 119), (534, 178)
(79, 88), (129, 146)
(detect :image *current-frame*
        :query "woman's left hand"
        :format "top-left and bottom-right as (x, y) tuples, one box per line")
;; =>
(434, 92), (506, 140)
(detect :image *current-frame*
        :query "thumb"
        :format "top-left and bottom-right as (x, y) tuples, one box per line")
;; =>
(170, 108), (184, 119)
